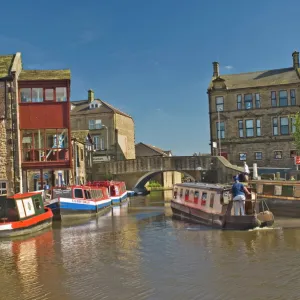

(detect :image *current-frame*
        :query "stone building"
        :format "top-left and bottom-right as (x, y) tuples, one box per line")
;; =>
(135, 142), (182, 187)
(0, 52), (72, 195)
(70, 90), (135, 164)
(208, 51), (300, 168)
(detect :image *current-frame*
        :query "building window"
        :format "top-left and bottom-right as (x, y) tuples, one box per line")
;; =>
(32, 88), (43, 102)
(56, 87), (67, 102)
(255, 93), (261, 108)
(21, 129), (69, 163)
(237, 95), (242, 110)
(271, 91), (277, 107)
(290, 150), (297, 158)
(244, 94), (253, 110)
(238, 120), (244, 138)
(254, 152), (262, 160)
(291, 89), (296, 106)
(279, 90), (288, 107)
(216, 122), (225, 139)
(239, 153), (247, 161)
(245, 119), (254, 137)
(93, 136), (104, 150)
(272, 118), (278, 136)
(0, 181), (7, 195)
(274, 151), (282, 159)
(45, 89), (54, 101)
(20, 87), (67, 103)
(280, 117), (289, 135)
(291, 117), (296, 133)
(215, 96), (224, 111)
(256, 119), (261, 136)
(89, 119), (102, 130)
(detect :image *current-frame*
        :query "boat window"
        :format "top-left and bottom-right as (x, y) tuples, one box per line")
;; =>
(53, 188), (72, 199)
(84, 190), (91, 199)
(34, 198), (41, 210)
(173, 187), (178, 199)
(201, 192), (207, 206)
(185, 189), (189, 201)
(179, 189), (183, 197)
(74, 188), (84, 198)
(99, 190), (103, 198)
(210, 193), (215, 208)
(194, 190), (200, 204)
(6, 200), (19, 221)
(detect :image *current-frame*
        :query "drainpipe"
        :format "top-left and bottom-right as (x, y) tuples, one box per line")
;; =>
(207, 89), (213, 156)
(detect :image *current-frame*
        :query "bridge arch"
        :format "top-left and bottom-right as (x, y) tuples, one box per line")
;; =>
(133, 170), (196, 192)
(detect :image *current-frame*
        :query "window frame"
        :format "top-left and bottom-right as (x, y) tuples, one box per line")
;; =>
(19, 87), (68, 103)
(244, 94), (253, 110)
(272, 117), (278, 136)
(245, 119), (254, 137)
(237, 94), (242, 110)
(280, 117), (289, 135)
(0, 181), (7, 195)
(215, 96), (224, 112)
(279, 90), (288, 107)
(256, 119), (261, 137)
(238, 120), (244, 138)
(255, 93), (261, 108)
(254, 152), (262, 160)
(239, 153), (247, 161)
(271, 91), (277, 107)
(216, 121), (225, 139)
(291, 89), (296, 106)
(274, 150), (283, 160)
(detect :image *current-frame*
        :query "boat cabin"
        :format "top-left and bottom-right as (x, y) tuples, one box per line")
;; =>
(52, 185), (109, 201)
(0, 192), (45, 222)
(173, 183), (256, 215)
(86, 181), (127, 197)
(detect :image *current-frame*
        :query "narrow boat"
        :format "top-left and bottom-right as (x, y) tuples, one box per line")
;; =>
(0, 192), (53, 237)
(45, 185), (111, 220)
(171, 182), (274, 230)
(87, 181), (128, 205)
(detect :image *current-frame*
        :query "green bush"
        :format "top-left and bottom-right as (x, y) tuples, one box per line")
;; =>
(147, 180), (162, 187)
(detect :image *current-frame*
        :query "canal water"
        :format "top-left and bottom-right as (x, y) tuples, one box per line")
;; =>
(1, 190), (300, 300)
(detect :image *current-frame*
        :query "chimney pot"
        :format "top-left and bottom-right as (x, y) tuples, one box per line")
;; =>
(213, 62), (219, 77)
(292, 51), (299, 69)
(88, 89), (94, 103)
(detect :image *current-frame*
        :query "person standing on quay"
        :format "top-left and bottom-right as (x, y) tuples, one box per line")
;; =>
(243, 161), (250, 181)
(232, 175), (251, 216)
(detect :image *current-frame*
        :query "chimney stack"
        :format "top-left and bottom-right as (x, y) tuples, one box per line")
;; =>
(213, 62), (219, 77)
(88, 89), (94, 103)
(292, 51), (299, 69)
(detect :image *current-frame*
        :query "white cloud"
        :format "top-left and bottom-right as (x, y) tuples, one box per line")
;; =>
(225, 65), (233, 70)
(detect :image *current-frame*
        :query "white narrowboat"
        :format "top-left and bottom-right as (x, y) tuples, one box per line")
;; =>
(171, 183), (274, 230)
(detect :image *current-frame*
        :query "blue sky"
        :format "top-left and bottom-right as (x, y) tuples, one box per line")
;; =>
(1, 0), (299, 155)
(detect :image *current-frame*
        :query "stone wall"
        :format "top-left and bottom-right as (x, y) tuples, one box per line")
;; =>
(115, 113), (135, 159)
(209, 83), (300, 168)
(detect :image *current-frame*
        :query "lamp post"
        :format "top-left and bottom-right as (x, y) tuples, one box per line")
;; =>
(102, 124), (109, 159)
(217, 107), (222, 156)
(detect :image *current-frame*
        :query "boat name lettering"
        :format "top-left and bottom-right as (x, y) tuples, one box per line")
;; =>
(72, 199), (89, 204)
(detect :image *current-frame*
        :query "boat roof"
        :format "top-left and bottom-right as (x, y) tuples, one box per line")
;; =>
(8, 192), (42, 200)
(174, 182), (232, 190)
(52, 185), (106, 190)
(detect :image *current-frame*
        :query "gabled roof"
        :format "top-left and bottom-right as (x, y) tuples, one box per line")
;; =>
(208, 67), (300, 90)
(71, 99), (132, 119)
(19, 69), (71, 81)
(136, 142), (171, 156)
(0, 54), (15, 78)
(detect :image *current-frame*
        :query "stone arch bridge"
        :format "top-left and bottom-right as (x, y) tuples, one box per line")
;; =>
(92, 156), (243, 192)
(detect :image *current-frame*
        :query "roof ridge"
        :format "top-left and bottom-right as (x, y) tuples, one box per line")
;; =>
(141, 142), (167, 155)
(221, 67), (293, 77)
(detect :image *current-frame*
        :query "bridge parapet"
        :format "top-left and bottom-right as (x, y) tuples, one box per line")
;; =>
(94, 156), (212, 175)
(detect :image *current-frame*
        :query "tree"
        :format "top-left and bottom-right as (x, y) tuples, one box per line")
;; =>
(292, 112), (300, 154)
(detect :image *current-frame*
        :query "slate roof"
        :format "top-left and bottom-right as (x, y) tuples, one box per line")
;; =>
(19, 69), (71, 81)
(71, 99), (132, 119)
(136, 142), (171, 156)
(209, 67), (300, 90)
(0, 55), (15, 78)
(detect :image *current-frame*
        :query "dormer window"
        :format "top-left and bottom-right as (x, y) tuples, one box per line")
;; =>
(89, 101), (101, 109)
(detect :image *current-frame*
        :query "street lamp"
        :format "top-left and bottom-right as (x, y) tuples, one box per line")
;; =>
(217, 106), (222, 156)
(102, 124), (109, 159)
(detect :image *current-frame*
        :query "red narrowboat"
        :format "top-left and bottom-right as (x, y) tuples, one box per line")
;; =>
(0, 192), (53, 238)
